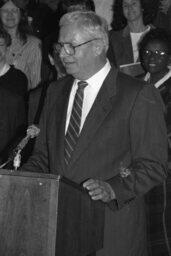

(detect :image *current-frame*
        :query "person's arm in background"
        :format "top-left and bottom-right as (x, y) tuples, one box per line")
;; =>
(28, 37), (42, 90)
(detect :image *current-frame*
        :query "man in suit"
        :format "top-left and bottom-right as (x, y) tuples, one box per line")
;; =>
(22, 11), (168, 256)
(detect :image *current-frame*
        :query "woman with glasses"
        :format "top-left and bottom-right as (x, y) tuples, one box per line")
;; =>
(139, 27), (171, 105)
(139, 27), (171, 150)
(139, 27), (171, 155)
(0, 0), (42, 90)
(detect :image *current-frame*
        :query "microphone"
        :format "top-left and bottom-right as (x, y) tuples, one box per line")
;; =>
(15, 124), (40, 152)
(0, 125), (40, 169)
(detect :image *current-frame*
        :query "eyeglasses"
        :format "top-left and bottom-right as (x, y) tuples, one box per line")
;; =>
(56, 38), (101, 56)
(143, 49), (168, 57)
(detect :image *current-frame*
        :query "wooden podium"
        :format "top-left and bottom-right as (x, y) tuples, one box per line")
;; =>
(0, 169), (104, 256)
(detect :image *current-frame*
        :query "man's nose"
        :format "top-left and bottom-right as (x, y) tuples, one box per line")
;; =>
(148, 53), (157, 62)
(59, 46), (68, 59)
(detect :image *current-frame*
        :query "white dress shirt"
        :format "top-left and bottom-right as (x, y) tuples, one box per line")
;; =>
(65, 60), (111, 133)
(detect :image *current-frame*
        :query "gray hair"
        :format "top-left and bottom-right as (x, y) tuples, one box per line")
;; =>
(60, 11), (109, 51)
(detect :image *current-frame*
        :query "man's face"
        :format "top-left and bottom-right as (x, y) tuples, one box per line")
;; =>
(122, 0), (142, 22)
(59, 23), (99, 80)
(0, 37), (7, 63)
(0, 1), (20, 30)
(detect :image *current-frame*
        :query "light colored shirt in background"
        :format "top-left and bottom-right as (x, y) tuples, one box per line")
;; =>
(6, 35), (42, 90)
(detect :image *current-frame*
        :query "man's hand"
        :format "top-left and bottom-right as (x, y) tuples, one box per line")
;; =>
(83, 179), (116, 203)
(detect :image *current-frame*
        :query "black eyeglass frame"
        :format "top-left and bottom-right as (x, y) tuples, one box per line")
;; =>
(55, 38), (102, 56)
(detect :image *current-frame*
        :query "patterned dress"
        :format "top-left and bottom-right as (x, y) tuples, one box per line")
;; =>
(6, 35), (42, 90)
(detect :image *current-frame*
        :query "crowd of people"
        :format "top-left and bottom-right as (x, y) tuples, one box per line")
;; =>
(0, 0), (171, 255)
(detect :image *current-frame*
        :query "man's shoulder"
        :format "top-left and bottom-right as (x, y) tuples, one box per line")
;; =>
(47, 75), (73, 96)
(116, 71), (146, 91)
(116, 71), (164, 108)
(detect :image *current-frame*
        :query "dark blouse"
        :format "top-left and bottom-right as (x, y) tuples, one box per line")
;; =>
(0, 65), (28, 98)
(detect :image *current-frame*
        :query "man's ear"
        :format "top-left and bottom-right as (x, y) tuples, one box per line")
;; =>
(48, 54), (55, 66)
(94, 40), (104, 56)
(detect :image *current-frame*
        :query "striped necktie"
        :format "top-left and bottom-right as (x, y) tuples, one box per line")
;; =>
(64, 81), (88, 165)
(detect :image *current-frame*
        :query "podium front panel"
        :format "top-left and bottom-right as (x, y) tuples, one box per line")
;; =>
(0, 170), (59, 256)
(56, 177), (104, 256)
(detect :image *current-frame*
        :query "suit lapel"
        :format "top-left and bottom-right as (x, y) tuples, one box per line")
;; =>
(68, 67), (118, 169)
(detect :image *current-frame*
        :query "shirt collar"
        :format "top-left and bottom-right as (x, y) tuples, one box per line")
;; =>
(75, 59), (111, 89)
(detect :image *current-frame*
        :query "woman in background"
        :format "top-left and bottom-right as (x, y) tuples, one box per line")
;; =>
(108, 0), (157, 76)
(139, 27), (171, 108)
(0, 0), (42, 90)
(139, 27), (171, 157)
(0, 26), (27, 98)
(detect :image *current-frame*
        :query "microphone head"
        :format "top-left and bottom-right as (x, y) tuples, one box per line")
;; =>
(27, 125), (40, 138)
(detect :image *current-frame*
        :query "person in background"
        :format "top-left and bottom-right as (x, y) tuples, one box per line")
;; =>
(26, 0), (58, 41)
(139, 27), (171, 153)
(153, 0), (171, 33)
(139, 28), (171, 99)
(0, 26), (27, 98)
(22, 11), (168, 256)
(0, 86), (26, 163)
(0, 25), (27, 165)
(107, 0), (157, 76)
(138, 27), (171, 255)
(0, 0), (42, 90)
(28, 35), (67, 126)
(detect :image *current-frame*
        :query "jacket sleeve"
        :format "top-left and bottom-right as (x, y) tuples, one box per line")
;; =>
(107, 85), (168, 210)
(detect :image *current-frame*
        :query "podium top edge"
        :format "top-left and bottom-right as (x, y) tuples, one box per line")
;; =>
(0, 169), (61, 180)
(0, 169), (87, 193)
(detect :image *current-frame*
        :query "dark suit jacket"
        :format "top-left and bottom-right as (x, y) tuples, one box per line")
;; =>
(107, 26), (153, 76)
(108, 26), (135, 67)
(23, 67), (167, 256)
